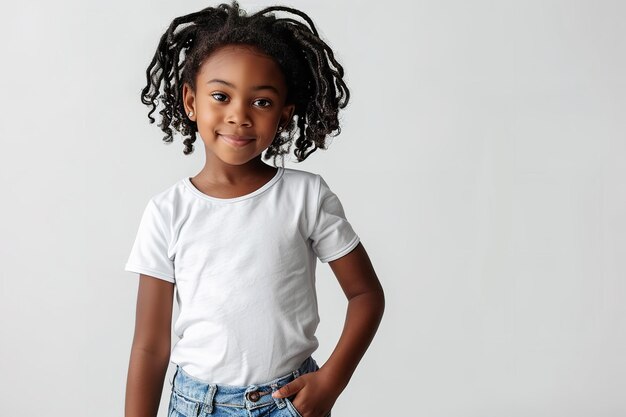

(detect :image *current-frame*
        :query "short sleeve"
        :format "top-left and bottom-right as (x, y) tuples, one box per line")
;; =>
(309, 175), (361, 263)
(124, 199), (175, 283)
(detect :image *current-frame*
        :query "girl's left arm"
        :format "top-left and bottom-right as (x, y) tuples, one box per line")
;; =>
(319, 241), (385, 392)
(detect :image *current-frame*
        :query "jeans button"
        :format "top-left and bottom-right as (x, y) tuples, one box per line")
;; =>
(247, 391), (260, 402)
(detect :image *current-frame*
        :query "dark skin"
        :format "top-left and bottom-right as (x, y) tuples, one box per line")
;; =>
(125, 275), (174, 417)
(125, 43), (385, 417)
(183, 44), (295, 196)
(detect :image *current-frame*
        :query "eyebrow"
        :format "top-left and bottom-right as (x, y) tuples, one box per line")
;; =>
(206, 79), (280, 95)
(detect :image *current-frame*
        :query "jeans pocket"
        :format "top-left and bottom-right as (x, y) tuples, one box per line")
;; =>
(285, 397), (333, 417)
(284, 397), (304, 417)
(169, 388), (201, 417)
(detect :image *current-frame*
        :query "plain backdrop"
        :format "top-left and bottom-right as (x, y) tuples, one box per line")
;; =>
(1, 0), (624, 416)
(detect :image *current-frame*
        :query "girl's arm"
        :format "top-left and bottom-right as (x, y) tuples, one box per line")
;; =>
(125, 275), (174, 417)
(320, 242), (385, 391)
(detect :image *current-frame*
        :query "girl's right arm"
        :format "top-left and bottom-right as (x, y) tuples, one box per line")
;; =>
(125, 274), (175, 417)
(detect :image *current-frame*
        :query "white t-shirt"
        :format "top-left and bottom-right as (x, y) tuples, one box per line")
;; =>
(124, 167), (360, 385)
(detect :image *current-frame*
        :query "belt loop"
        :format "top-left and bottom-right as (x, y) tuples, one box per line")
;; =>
(199, 384), (217, 415)
(296, 356), (311, 377)
(271, 382), (287, 409)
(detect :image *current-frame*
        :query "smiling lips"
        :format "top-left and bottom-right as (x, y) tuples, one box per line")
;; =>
(219, 134), (255, 147)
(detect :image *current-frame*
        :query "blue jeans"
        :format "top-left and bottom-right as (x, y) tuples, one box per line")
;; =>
(167, 356), (332, 417)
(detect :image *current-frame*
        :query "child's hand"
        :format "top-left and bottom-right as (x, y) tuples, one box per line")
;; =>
(271, 369), (342, 417)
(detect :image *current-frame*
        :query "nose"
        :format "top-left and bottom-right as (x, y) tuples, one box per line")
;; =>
(226, 100), (252, 127)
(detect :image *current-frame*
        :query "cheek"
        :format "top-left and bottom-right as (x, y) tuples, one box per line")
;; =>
(197, 109), (220, 127)
(265, 112), (283, 127)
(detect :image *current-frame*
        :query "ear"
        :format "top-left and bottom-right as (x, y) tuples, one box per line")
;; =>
(183, 83), (196, 120)
(279, 103), (296, 129)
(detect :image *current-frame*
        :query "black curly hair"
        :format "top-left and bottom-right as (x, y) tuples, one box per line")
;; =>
(140, 1), (350, 165)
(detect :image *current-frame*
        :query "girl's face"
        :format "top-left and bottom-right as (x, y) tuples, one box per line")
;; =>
(183, 44), (295, 168)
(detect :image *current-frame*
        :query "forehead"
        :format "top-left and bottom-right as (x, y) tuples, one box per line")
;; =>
(198, 44), (286, 89)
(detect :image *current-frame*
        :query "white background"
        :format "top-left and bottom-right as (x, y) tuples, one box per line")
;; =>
(0, 0), (624, 416)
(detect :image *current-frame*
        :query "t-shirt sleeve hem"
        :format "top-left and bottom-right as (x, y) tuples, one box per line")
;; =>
(318, 234), (361, 263)
(124, 263), (176, 283)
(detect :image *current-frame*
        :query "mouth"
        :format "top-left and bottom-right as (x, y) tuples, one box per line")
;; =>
(219, 134), (256, 147)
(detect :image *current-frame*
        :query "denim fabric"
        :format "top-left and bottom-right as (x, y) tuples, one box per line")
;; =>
(167, 356), (332, 417)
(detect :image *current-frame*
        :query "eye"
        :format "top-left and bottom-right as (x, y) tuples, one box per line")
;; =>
(211, 92), (228, 102)
(254, 98), (272, 108)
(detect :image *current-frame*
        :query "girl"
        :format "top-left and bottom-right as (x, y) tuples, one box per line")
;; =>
(124, 2), (385, 417)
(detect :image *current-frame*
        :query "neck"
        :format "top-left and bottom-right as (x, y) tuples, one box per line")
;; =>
(197, 155), (275, 185)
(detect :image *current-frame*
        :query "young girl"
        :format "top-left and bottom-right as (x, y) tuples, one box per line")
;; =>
(124, 2), (385, 417)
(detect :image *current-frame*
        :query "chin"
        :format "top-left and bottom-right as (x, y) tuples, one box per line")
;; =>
(216, 154), (259, 166)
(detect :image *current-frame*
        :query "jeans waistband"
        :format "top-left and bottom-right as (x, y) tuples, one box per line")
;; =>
(169, 356), (319, 415)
